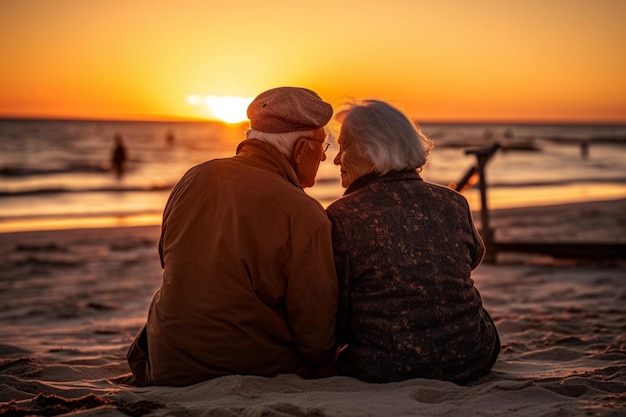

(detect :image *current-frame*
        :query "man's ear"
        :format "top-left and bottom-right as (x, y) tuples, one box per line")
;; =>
(292, 138), (307, 164)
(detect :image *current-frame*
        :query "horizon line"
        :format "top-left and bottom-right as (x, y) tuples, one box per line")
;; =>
(1, 114), (626, 127)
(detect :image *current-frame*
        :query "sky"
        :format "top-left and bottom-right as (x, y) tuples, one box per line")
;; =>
(1, 0), (625, 123)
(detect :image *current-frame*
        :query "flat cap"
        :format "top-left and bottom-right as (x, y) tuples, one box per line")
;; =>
(247, 87), (333, 133)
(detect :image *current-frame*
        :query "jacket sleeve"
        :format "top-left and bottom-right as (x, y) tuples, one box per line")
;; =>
(327, 212), (351, 346)
(285, 222), (338, 366)
(467, 204), (486, 270)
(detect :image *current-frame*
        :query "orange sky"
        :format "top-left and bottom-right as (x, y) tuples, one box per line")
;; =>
(1, 0), (625, 123)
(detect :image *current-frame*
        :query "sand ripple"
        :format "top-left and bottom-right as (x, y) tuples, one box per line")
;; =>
(1, 202), (626, 416)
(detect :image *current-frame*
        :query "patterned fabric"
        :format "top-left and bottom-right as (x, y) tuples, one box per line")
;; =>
(326, 170), (500, 384)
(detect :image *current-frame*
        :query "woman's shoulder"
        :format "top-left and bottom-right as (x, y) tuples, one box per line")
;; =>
(419, 180), (466, 198)
(326, 185), (371, 216)
(327, 176), (470, 216)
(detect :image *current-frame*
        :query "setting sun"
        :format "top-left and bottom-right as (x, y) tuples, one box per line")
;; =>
(188, 95), (253, 124)
(1, 2), (625, 123)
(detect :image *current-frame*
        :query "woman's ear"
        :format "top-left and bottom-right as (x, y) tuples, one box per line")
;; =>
(292, 137), (307, 164)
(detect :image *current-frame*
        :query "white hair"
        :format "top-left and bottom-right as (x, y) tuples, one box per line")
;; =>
(246, 128), (317, 156)
(336, 99), (433, 174)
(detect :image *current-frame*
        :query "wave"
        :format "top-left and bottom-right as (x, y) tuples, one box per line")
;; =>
(0, 163), (110, 177)
(0, 183), (176, 197)
(0, 209), (164, 233)
(488, 176), (626, 188)
(435, 136), (626, 151)
(541, 135), (626, 144)
(1, 177), (624, 198)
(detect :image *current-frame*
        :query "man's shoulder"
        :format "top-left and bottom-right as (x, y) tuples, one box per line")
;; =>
(181, 156), (328, 220)
(278, 186), (328, 221)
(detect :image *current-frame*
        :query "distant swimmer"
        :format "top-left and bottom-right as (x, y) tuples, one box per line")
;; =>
(165, 131), (175, 146)
(580, 140), (589, 159)
(111, 134), (127, 178)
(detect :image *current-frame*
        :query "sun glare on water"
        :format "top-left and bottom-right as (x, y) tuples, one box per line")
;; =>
(187, 95), (253, 124)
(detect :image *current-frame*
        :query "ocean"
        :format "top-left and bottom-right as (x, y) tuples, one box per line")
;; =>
(1, 119), (625, 233)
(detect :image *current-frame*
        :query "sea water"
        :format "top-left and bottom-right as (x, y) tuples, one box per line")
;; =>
(1, 119), (625, 232)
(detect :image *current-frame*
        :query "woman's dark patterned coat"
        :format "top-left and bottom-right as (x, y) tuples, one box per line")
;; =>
(326, 170), (500, 384)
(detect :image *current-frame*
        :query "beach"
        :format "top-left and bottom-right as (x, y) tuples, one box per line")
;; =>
(1, 199), (625, 416)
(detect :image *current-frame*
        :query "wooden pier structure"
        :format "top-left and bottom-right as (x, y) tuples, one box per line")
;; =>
(454, 143), (626, 263)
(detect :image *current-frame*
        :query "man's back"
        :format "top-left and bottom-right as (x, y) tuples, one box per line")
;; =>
(145, 140), (337, 386)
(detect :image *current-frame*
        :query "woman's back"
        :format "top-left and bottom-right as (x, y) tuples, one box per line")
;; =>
(327, 170), (500, 384)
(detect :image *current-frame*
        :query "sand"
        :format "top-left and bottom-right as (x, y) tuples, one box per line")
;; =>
(1, 199), (625, 416)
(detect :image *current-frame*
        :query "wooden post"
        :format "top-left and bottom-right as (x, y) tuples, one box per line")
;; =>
(465, 143), (500, 263)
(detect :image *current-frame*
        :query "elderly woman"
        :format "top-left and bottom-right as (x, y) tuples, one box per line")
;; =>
(326, 100), (500, 384)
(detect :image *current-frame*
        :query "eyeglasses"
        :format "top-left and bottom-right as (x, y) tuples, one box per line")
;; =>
(302, 137), (330, 153)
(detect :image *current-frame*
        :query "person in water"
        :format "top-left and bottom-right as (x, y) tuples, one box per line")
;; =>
(111, 134), (126, 178)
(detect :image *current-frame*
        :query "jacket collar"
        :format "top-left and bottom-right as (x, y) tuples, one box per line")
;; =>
(344, 169), (423, 195)
(236, 139), (302, 189)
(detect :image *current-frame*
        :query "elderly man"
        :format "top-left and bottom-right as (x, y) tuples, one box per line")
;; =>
(128, 87), (338, 386)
